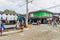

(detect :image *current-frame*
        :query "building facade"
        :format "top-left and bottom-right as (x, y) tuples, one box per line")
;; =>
(29, 10), (53, 24)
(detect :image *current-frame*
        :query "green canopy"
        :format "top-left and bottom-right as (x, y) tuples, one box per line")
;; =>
(33, 11), (52, 17)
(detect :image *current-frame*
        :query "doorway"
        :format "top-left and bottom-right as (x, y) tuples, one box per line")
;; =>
(41, 18), (47, 24)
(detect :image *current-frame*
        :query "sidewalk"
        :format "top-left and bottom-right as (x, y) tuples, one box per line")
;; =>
(0, 24), (60, 40)
(1, 24), (60, 36)
(0, 24), (32, 36)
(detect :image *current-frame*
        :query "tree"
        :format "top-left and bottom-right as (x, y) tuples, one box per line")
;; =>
(4, 9), (16, 14)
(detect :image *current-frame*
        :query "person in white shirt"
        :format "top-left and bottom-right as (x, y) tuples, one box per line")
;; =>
(14, 15), (18, 24)
(1, 14), (7, 24)
(6, 14), (11, 24)
(10, 14), (16, 24)
(7, 14), (11, 21)
(10, 15), (13, 21)
(16, 21), (20, 29)
(14, 15), (18, 21)
(2, 14), (7, 20)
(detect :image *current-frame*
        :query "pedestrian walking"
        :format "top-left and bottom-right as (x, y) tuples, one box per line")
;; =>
(37, 20), (40, 25)
(19, 21), (24, 32)
(48, 20), (52, 25)
(16, 21), (20, 29)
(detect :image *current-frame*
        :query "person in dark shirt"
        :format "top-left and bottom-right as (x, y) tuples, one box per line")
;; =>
(1, 22), (5, 30)
(19, 21), (24, 32)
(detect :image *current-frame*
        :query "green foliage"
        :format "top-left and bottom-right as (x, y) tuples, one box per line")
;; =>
(4, 9), (16, 14)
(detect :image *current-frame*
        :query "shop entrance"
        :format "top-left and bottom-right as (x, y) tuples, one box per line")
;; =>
(30, 18), (48, 24)
(41, 18), (47, 24)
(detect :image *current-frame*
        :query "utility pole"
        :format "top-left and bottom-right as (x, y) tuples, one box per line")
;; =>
(26, 0), (28, 27)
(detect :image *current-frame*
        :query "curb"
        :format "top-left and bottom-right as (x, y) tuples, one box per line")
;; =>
(1, 28), (29, 35)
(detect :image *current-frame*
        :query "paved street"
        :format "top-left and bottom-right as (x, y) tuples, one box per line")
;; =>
(0, 24), (60, 40)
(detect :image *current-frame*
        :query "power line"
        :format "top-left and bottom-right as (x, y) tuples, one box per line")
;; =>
(19, 0), (33, 7)
(19, 0), (60, 13)
(18, 0), (60, 9)
(44, 4), (60, 10)
(32, 3), (60, 10)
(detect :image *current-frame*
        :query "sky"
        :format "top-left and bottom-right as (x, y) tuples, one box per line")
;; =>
(0, 0), (60, 14)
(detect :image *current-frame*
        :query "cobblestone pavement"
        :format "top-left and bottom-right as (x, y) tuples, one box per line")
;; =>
(0, 24), (60, 40)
